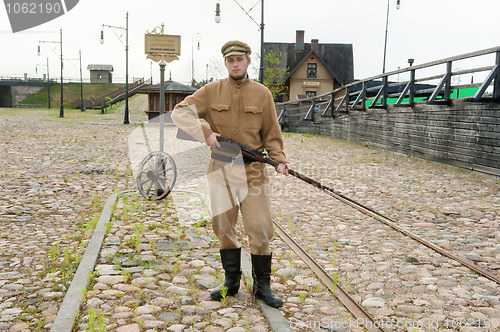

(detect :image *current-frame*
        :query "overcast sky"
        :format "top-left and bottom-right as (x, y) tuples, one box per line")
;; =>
(1, 0), (499, 86)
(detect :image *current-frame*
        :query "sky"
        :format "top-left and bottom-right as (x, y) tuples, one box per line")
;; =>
(1, 0), (499, 86)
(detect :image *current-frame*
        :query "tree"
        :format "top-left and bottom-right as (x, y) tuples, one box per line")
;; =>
(263, 50), (289, 101)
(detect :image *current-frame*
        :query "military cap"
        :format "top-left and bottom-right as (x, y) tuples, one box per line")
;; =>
(221, 40), (252, 58)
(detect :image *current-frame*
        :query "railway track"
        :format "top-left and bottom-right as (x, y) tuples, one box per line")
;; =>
(273, 220), (386, 332)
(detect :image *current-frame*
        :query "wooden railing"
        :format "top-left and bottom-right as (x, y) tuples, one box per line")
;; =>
(72, 78), (149, 110)
(276, 46), (500, 124)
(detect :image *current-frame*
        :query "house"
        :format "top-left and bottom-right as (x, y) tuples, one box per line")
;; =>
(138, 78), (197, 122)
(263, 30), (354, 102)
(87, 64), (113, 83)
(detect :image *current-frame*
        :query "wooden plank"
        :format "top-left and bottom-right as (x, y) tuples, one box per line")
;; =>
(473, 151), (500, 163)
(472, 164), (500, 176)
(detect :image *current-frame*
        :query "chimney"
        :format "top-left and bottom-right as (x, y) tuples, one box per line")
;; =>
(295, 30), (304, 51)
(311, 39), (319, 53)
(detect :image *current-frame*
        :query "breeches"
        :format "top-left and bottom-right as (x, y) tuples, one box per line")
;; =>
(209, 180), (274, 255)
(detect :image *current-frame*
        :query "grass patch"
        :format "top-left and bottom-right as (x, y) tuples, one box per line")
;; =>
(20, 83), (126, 109)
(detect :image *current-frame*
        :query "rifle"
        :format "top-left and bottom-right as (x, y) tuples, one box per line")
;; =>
(216, 136), (324, 190)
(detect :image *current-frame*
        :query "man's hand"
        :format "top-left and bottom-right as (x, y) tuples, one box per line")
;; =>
(276, 163), (290, 176)
(206, 132), (221, 148)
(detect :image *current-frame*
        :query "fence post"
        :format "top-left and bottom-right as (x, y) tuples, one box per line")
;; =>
(382, 76), (388, 108)
(409, 69), (415, 106)
(444, 61), (452, 102)
(362, 82), (366, 111)
(331, 92), (335, 117)
(494, 51), (500, 99)
(345, 87), (349, 113)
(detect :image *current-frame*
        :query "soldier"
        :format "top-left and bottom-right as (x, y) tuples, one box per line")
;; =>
(172, 40), (289, 308)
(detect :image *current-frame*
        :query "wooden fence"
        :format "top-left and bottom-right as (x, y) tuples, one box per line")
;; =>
(276, 46), (500, 176)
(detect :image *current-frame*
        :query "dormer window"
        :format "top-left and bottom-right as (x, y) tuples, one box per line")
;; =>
(307, 63), (317, 79)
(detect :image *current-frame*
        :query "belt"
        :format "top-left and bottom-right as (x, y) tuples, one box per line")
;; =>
(211, 153), (254, 164)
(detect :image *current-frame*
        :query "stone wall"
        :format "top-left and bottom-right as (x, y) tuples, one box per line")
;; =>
(281, 100), (500, 176)
(11, 86), (43, 106)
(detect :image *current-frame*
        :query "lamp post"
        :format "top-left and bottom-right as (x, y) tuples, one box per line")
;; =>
(191, 32), (202, 86)
(36, 58), (51, 109)
(38, 28), (63, 117)
(101, 12), (129, 124)
(214, 0), (265, 84)
(382, 0), (400, 74)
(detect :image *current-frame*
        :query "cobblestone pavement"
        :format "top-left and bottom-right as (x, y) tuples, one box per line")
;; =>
(1, 95), (500, 331)
(0, 99), (143, 331)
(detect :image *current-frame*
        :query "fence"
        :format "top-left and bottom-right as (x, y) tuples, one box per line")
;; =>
(277, 46), (500, 123)
(276, 46), (500, 176)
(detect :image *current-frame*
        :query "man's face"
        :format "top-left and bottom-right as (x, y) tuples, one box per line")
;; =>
(224, 54), (251, 81)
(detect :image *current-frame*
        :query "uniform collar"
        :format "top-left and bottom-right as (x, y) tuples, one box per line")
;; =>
(228, 74), (250, 87)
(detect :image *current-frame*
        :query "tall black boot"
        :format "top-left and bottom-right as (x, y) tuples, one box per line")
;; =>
(251, 254), (284, 308)
(210, 248), (242, 300)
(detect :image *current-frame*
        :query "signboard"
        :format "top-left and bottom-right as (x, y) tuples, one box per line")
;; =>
(303, 81), (320, 87)
(145, 34), (181, 56)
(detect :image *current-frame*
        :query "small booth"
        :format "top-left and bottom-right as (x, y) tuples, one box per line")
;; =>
(139, 79), (197, 122)
(88, 64), (113, 83)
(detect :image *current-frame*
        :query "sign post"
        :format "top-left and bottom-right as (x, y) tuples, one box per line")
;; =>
(145, 23), (181, 152)
(136, 24), (181, 200)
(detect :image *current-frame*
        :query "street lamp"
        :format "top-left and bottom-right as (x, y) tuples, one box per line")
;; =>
(214, 0), (265, 84)
(382, 0), (401, 74)
(38, 28), (63, 117)
(101, 12), (130, 124)
(214, 2), (221, 23)
(191, 32), (202, 86)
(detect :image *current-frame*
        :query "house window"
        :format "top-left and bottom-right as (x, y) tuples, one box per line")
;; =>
(307, 63), (317, 79)
(306, 91), (316, 98)
(97, 74), (102, 80)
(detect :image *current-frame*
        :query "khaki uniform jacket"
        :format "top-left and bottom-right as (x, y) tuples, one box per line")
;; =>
(172, 75), (287, 185)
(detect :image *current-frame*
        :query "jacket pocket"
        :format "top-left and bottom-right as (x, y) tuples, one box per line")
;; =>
(244, 106), (262, 114)
(210, 103), (230, 126)
(211, 103), (230, 112)
(243, 105), (263, 129)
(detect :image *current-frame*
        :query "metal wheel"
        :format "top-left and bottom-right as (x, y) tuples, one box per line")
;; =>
(136, 151), (177, 200)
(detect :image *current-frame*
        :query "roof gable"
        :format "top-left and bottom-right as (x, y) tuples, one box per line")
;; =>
(286, 49), (343, 83)
(264, 41), (353, 85)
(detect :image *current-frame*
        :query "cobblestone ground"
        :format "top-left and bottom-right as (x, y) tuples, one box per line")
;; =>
(1, 95), (500, 332)
(0, 99), (144, 331)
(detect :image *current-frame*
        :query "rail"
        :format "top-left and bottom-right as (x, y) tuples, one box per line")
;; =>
(72, 78), (149, 110)
(276, 46), (500, 124)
